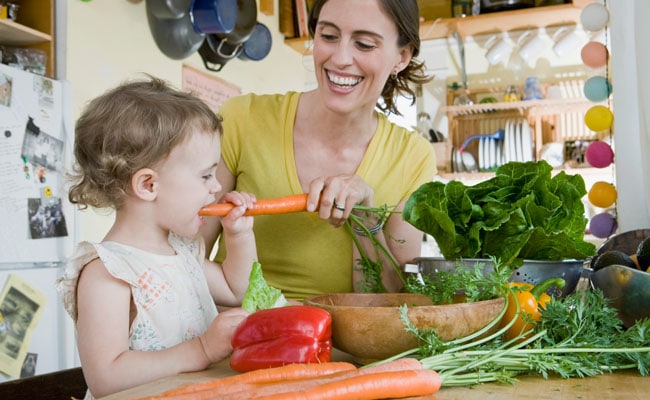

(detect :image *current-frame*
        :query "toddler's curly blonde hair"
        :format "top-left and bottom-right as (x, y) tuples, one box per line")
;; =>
(68, 76), (222, 210)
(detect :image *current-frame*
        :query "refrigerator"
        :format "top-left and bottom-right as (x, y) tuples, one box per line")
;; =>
(0, 63), (79, 382)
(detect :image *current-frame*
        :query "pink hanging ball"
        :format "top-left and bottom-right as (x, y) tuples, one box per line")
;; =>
(589, 212), (618, 239)
(585, 140), (614, 168)
(581, 41), (608, 69)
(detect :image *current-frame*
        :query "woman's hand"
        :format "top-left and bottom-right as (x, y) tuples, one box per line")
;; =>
(306, 174), (374, 227)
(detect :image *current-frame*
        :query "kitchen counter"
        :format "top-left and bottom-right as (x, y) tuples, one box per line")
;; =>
(101, 350), (650, 399)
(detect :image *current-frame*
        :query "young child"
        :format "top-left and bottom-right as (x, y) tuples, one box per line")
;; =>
(56, 76), (257, 399)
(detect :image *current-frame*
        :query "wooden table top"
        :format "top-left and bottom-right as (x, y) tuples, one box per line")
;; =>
(101, 350), (650, 399)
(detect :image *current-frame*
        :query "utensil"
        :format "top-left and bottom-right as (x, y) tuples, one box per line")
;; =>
(459, 128), (505, 152)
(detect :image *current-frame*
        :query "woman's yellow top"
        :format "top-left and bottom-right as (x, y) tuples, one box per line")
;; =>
(216, 92), (436, 300)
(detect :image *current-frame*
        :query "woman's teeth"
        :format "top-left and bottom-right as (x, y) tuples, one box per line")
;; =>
(327, 72), (362, 87)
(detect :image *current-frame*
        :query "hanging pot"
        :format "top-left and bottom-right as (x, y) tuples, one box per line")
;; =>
(238, 22), (272, 61)
(147, 0), (205, 60)
(218, 0), (258, 44)
(189, 0), (238, 35)
(147, 0), (191, 19)
(197, 0), (257, 71)
(198, 34), (244, 72)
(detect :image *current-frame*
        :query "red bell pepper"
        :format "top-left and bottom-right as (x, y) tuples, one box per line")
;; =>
(229, 305), (332, 372)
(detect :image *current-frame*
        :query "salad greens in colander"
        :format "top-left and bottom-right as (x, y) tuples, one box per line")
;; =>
(403, 161), (597, 267)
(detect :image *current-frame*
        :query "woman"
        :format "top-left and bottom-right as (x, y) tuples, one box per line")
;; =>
(201, 0), (436, 300)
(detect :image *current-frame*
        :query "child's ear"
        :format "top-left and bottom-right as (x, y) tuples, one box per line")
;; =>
(131, 168), (158, 201)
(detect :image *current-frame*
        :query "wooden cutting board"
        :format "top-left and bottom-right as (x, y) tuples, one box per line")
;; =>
(100, 350), (650, 400)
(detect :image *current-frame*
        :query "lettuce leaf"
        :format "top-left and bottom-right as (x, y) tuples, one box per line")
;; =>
(241, 261), (289, 313)
(403, 161), (597, 266)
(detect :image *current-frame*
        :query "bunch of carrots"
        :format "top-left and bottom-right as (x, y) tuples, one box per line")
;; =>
(134, 358), (441, 400)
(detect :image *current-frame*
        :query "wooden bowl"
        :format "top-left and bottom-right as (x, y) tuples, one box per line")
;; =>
(304, 293), (505, 364)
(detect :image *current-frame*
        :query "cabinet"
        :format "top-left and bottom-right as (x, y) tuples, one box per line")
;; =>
(0, 0), (55, 78)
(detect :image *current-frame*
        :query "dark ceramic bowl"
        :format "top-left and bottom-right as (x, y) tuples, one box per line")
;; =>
(590, 264), (650, 327)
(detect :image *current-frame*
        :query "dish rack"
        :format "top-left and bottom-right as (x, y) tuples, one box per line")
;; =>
(439, 82), (609, 174)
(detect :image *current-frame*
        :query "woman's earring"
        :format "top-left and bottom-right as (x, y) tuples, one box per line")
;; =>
(391, 70), (399, 80)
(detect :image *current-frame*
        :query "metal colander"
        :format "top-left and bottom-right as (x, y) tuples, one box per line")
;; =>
(407, 257), (588, 297)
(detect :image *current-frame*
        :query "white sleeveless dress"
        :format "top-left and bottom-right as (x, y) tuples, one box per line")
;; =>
(56, 233), (218, 399)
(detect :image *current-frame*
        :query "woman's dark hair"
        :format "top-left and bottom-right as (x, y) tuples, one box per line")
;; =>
(308, 0), (432, 115)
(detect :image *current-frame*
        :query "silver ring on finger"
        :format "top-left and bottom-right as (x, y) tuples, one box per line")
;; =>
(333, 203), (346, 211)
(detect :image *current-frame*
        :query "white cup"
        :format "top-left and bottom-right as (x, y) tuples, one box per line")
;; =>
(484, 34), (513, 66)
(552, 27), (582, 57)
(517, 30), (547, 68)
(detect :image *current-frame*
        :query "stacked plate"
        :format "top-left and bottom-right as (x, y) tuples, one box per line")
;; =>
(503, 118), (533, 164)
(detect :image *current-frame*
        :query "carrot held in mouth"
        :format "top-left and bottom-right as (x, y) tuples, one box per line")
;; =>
(199, 194), (310, 217)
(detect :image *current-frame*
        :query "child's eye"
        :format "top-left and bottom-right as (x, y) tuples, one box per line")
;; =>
(202, 173), (213, 181)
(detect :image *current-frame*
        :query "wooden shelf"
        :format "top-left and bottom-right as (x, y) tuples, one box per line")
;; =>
(0, 0), (55, 77)
(421, 1), (590, 41)
(443, 97), (598, 116)
(0, 18), (51, 45)
(285, 0), (593, 54)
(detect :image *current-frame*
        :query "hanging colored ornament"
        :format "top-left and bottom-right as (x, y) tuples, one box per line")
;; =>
(583, 76), (612, 102)
(585, 140), (614, 168)
(588, 181), (617, 208)
(580, 3), (610, 32)
(589, 211), (618, 239)
(581, 41), (608, 69)
(584, 105), (613, 132)
(581, 2), (617, 238)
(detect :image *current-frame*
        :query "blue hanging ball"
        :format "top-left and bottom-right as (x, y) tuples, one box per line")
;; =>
(584, 76), (612, 103)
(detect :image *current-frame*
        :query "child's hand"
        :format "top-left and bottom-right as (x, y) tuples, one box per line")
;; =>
(220, 191), (256, 235)
(199, 307), (249, 363)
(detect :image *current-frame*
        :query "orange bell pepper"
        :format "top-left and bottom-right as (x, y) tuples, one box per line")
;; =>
(500, 278), (565, 341)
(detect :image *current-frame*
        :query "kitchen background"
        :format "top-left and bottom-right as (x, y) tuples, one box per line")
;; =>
(0, 0), (648, 381)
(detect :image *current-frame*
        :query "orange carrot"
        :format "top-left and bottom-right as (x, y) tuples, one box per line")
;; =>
(142, 358), (426, 400)
(138, 361), (356, 399)
(199, 194), (309, 217)
(217, 358), (426, 400)
(253, 369), (442, 400)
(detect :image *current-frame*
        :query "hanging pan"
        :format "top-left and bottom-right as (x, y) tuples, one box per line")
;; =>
(148, 0), (191, 19)
(146, 0), (205, 60)
(197, 0), (257, 71)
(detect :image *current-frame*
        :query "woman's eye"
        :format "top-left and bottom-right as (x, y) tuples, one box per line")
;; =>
(202, 173), (213, 181)
(319, 32), (338, 42)
(355, 41), (376, 51)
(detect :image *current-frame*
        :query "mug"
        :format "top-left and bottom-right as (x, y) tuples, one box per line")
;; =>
(484, 34), (513, 66)
(517, 30), (547, 68)
(552, 27), (582, 57)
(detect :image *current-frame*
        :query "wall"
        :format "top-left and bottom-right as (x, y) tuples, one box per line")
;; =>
(608, 0), (650, 231)
(64, 0), (310, 242)
(64, 1), (649, 241)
